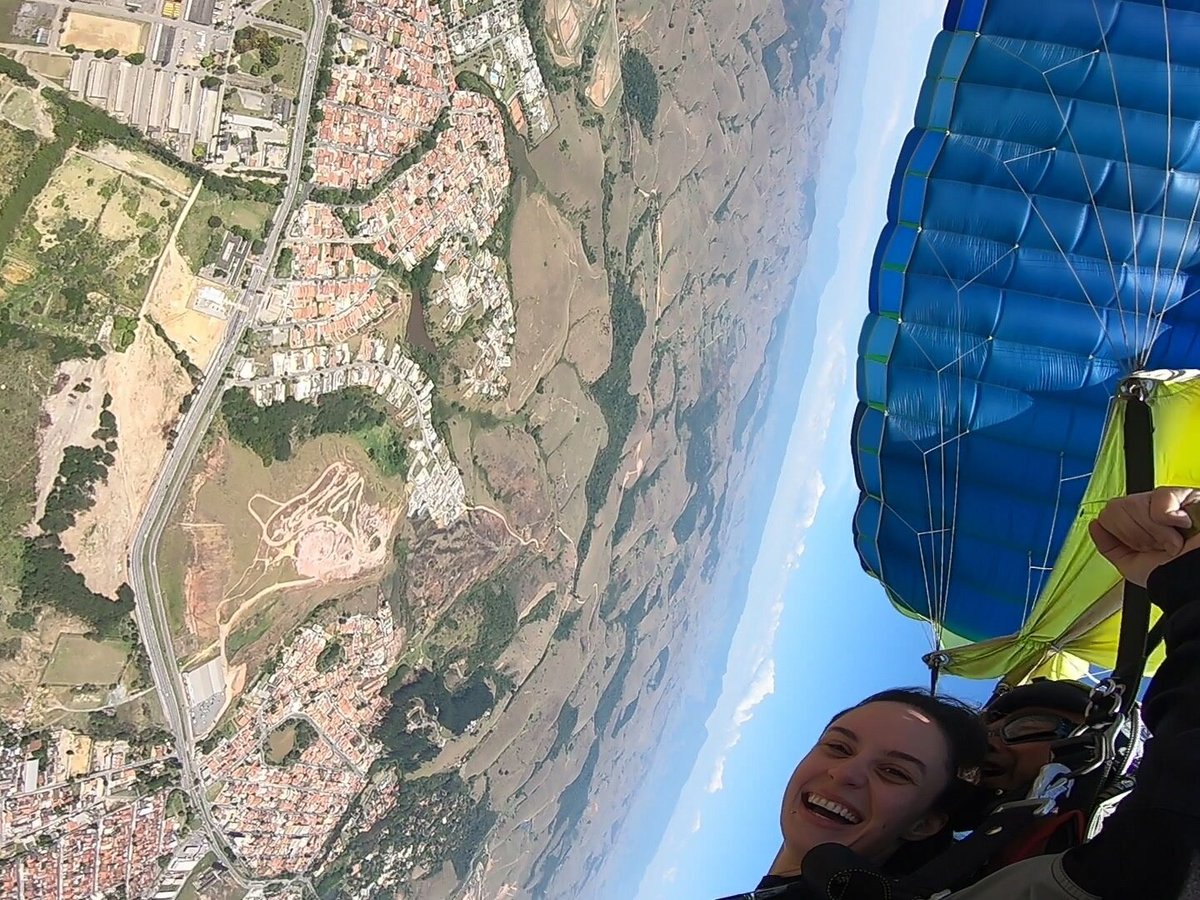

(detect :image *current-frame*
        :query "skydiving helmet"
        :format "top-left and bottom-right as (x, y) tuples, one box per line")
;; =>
(984, 677), (1146, 840)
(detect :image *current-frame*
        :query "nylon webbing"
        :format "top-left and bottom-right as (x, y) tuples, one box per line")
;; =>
(1112, 387), (1155, 715)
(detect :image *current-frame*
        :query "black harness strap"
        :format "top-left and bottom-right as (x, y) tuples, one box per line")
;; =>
(1108, 384), (1155, 718)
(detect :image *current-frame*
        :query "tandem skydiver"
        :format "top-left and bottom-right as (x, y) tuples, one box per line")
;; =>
(720, 486), (1200, 900)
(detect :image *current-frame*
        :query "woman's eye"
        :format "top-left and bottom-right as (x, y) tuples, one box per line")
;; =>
(823, 741), (851, 755)
(880, 766), (914, 783)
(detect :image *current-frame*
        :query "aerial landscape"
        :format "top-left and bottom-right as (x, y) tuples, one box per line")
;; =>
(0, 0), (847, 895)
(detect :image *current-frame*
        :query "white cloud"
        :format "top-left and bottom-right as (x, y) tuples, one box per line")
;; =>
(707, 754), (726, 793)
(708, 655), (777, 793)
(691, 811), (703, 834)
(733, 658), (776, 728)
(663, 867), (679, 884)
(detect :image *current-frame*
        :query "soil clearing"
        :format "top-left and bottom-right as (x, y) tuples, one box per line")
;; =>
(61, 320), (192, 596)
(60, 11), (147, 54)
(145, 244), (225, 370)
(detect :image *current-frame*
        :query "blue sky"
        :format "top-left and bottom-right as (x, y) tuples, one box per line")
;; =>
(632, 4), (998, 897)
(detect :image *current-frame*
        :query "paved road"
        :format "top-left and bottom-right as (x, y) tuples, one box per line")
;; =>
(127, 0), (329, 885)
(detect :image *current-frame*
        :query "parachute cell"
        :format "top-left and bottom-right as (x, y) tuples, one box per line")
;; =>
(853, 0), (1200, 682)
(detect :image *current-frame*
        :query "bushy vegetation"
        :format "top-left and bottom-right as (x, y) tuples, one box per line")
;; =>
(268, 718), (319, 766)
(39, 445), (114, 533)
(221, 386), (396, 465)
(620, 49), (660, 136)
(315, 640), (344, 673)
(16, 536), (133, 638)
(0, 55), (39, 88)
(575, 272), (646, 564)
(234, 26), (283, 69)
(518, 0), (579, 90)
(315, 772), (496, 896)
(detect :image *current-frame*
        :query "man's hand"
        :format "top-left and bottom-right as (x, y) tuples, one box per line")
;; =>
(1089, 487), (1200, 587)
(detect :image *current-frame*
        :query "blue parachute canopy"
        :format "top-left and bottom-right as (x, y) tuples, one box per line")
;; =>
(852, 0), (1200, 659)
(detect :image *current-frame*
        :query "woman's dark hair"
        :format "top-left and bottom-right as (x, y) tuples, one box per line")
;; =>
(826, 687), (990, 876)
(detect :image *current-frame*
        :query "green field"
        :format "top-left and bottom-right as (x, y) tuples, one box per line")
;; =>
(0, 340), (54, 612)
(175, 187), (274, 273)
(41, 633), (129, 685)
(239, 38), (304, 97)
(0, 121), (39, 207)
(257, 0), (313, 32)
(275, 40), (305, 96)
(0, 152), (180, 339)
(158, 522), (190, 639)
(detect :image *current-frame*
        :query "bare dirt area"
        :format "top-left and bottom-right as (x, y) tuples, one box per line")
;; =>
(145, 245), (225, 370)
(585, 12), (619, 109)
(60, 11), (147, 54)
(61, 320), (192, 596)
(169, 435), (406, 677)
(82, 143), (193, 197)
(0, 82), (54, 139)
(543, 0), (583, 65)
(31, 360), (107, 528)
(18, 52), (73, 82)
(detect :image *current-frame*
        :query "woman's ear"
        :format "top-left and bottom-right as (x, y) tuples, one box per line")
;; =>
(902, 810), (948, 842)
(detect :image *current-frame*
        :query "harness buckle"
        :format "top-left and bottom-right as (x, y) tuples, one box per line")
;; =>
(1084, 678), (1123, 724)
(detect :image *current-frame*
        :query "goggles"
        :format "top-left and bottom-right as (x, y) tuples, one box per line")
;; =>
(985, 711), (1078, 745)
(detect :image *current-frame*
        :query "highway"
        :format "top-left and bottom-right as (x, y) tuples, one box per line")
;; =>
(127, 0), (330, 885)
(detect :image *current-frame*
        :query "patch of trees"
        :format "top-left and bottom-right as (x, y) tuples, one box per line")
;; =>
(16, 536), (133, 639)
(234, 26), (282, 68)
(552, 608), (579, 641)
(125, 52), (146, 65)
(574, 272), (647, 566)
(671, 392), (719, 544)
(220, 385), (391, 465)
(309, 106), (450, 205)
(274, 246), (294, 277)
(270, 718), (318, 765)
(376, 667), (494, 758)
(519, 0), (579, 92)
(0, 113), (77, 258)
(461, 577), (518, 673)
(0, 309), (94, 361)
(620, 49), (660, 136)
(39, 443), (114, 534)
(316, 772), (496, 896)
(0, 55), (39, 88)
(315, 640), (344, 672)
(540, 701), (578, 765)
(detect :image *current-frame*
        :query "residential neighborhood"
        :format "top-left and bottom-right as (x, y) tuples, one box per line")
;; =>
(313, 0), (453, 190)
(444, 0), (556, 144)
(0, 731), (182, 900)
(199, 605), (398, 876)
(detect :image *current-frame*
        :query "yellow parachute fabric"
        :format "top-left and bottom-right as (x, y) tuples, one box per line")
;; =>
(938, 373), (1200, 684)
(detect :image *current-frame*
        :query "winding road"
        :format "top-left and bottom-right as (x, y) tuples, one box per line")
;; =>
(126, 0), (329, 885)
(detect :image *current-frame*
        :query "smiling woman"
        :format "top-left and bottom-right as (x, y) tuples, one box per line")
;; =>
(731, 688), (987, 897)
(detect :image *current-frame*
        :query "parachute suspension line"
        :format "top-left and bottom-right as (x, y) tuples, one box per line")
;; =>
(904, 233), (970, 649)
(980, 34), (1129, 355)
(1089, 0), (1145, 332)
(1107, 381), (1156, 717)
(1142, 0), (1175, 366)
(1024, 452), (1069, 625)
(1143, 176), (1200, 364)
